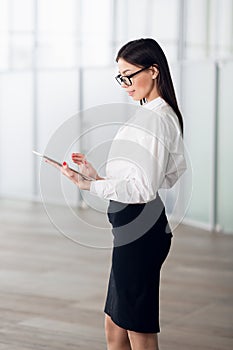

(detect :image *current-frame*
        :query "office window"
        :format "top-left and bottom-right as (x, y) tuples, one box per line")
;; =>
(185, 0), (233, 59)
(209, 0), (233, 58)
(114, 0), (179, 62)
(81, 0), (113, 66)
(37, 0), (79, 68)
(185, 0), (209, 59)
(151, 0), (179, 61)
(0, 0), (9, 70)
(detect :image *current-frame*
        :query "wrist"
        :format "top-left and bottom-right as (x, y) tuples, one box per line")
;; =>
(80, 180), (91, 191)
(96, 174), (105, 180)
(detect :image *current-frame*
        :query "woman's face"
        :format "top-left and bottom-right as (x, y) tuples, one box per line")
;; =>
(117, 58), (159, 102)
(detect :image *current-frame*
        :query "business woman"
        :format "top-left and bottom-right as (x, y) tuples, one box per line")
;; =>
(48, 38), (187, 350)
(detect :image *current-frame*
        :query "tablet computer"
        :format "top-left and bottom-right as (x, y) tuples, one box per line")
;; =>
(33, 150), (95, 181)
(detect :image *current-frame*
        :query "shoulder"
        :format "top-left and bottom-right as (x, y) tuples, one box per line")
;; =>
(115, 98), (182, 144)
(131, 100), (180, 141)
(145, 98), (181, 132)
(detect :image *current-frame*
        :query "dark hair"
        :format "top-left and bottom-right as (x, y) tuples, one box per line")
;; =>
(116, 38), (184, 136)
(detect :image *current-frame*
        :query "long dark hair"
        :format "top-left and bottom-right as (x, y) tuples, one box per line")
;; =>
(116, 38), (184, 136)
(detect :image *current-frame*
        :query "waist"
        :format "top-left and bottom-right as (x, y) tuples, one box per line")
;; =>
(107, 194), (165, 228)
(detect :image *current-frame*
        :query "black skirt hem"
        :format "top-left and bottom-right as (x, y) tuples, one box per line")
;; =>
(104, 310), (160, 334)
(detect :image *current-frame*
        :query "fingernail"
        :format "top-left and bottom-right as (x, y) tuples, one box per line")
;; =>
(84, 160), (87, 164)
(63, 161), (67, 166)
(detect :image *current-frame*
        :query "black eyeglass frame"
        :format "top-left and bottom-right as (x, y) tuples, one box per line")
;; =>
(115, 66), (151, 86)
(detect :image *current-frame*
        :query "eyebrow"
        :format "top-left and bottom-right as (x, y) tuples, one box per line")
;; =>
(119, 69), (132, 75)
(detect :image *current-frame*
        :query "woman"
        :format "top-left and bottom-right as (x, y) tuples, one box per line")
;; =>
(49, 38), (186, 350)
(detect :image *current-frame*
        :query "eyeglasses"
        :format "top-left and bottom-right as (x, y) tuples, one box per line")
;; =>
(115, 66), (151, 86)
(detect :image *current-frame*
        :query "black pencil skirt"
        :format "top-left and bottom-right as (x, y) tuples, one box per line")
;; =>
(104, 194), (172, 333)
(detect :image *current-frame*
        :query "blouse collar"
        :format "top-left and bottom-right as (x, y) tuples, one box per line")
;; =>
(143, 96), (166, 110)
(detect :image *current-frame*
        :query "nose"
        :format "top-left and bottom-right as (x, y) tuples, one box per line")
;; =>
(121, 81), (128, 88)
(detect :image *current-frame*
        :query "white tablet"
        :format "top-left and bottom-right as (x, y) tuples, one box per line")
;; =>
(32, 150), (95, 181)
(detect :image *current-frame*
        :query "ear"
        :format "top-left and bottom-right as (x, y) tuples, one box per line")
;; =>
(152, 64), (159, 79)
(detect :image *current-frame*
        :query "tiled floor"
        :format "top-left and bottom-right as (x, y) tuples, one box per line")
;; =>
(0, 199), (232, 349)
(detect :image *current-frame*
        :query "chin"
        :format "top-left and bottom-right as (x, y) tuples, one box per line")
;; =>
(132, 96), (141, 101)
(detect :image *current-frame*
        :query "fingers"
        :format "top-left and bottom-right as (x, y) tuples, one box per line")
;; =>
(45, 159), (90, 189)
(45, 159), (60, 170)
(62, 162), (89, 188)
(71, 152), (87, 165)
(61, 161), (75, 178)
(45, 159), (82, 185)
(62, 161), (83, 186)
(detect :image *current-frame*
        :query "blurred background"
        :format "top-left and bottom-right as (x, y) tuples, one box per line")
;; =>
(0, 0), (232, 233)
(0, 2), (233, 349)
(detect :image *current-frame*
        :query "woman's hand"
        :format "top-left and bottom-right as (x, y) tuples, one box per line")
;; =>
(45, 159), (91, 190)
(72, 153), (99, 180)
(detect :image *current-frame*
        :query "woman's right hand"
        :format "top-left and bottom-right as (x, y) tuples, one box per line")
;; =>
(71, 153), (99, 180)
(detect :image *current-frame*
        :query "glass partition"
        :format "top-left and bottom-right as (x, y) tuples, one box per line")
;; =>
(217, 61), (233, 233)
(36, 69), (80, 205)
(0, 72), (34, 198)
(37, 0), (79, 69)
(181, 61), (216, 228)
(82, 66), (128, 109)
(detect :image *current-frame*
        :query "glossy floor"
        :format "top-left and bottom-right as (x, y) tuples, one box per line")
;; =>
(0, 199), (232, 350)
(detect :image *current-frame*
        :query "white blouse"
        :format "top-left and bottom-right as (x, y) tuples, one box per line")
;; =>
(90, 97), (187, 203)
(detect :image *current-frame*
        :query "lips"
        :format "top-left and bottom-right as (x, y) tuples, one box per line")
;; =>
(127, 90), (135, 96)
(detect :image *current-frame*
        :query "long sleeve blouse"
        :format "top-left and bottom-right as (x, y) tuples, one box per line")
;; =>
(90, 97), (187, 204)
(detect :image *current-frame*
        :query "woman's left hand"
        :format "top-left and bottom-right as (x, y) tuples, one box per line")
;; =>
(45, 159), (91, 191)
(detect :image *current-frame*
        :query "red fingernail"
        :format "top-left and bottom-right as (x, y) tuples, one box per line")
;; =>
(63, 161), (67, 166)
(84, 160), (87, 164)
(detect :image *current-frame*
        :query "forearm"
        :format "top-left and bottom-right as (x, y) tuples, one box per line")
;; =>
(90, 177), (156, 203)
